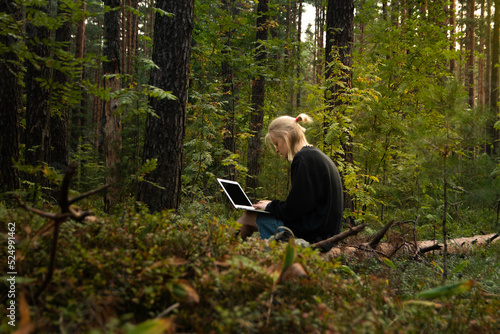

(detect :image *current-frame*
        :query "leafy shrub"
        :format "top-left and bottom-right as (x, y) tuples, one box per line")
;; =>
(0, 201), (498, 333)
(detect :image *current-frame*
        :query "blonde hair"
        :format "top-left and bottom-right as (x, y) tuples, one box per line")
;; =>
(265, 113), (313, 161)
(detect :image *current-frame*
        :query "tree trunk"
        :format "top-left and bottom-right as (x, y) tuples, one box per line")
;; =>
(25, 2), (51, 176)
(449, 0), (457, 74)
(296, 0), (302, 108)
(478, 0), (486, 107)
(138, 0), (195, 211)
(466, 0), (475, 108)
(325, 0), (354, 213)
(485, 0), (492, 107)
(51, 0), (72, 172)
(314, 0), (325, 85)
(246, 0), (269, 198)
(491, 0), (500, 153)
(0, 0), (21, 192)
(222, 0), (237, 180)
(103, 0), (122, 212)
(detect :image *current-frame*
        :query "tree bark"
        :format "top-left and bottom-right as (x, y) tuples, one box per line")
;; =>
(478, 0), (486, 107)
(490, 0), (500, 153)
(325, 0), (355, 213)
(222, 0), (238, 180)
(0, 0), (21, 192)
(25, 2), (51, 174)
(466, 0), (475, 108)
(51, 0), (72, 172)
(246, 0), (269, 198)
(449, 0), (457, 74)
(138, 0), (195, 211)
(103, 0), (122, 212)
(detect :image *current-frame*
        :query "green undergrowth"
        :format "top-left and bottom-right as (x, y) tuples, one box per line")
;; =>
(0, 201), (499, 333)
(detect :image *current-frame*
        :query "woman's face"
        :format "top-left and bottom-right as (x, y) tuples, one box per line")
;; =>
(271, 136), (288, 160)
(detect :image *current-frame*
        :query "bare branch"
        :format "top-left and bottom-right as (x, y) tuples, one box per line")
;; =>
(68, 184), (110, 205)
(313, 223), (367, 251)
(368, 220), (396, 249)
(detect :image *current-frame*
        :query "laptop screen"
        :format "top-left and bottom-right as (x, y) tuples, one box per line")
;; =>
(219, 180), (253, 207)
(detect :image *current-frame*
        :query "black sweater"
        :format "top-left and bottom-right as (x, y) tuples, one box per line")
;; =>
(265, 146), (344, 244)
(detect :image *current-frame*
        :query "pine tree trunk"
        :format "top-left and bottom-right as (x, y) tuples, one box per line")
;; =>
(466, 0), (475, 108)
(325, 0), (354, 213)
(222, 0), (237, 180)
(449, 0), (457, 74)
(478, 0), (486, 107)
(103, 0), (122, 212)
(0, 0), (21, 192)
(25, 2), (51, 177)
(51, 0), (71, 172)
(296, 0), (302, 108)
(485, 0), (492, 107)
(491, 0), (500, 153)
(138, 0), (195, 211)
(246, 0), (269, 198)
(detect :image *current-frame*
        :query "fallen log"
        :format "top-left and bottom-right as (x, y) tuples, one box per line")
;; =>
(324, 234), (499, 259)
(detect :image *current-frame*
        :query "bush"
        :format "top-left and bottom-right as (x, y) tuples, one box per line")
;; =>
(0, 201), (498, 333)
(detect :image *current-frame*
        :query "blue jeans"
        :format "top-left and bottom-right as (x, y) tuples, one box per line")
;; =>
(255, 213), (284, 239)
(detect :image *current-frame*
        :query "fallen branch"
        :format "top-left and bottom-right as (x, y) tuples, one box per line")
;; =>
(312, 223), (367, 251)
(418, 244), (442, 254)
(368, 220), (395, 249)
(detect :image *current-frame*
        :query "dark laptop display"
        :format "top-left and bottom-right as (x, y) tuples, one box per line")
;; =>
(217, 179), (269, 213)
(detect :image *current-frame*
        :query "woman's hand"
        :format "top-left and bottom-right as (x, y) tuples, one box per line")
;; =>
(253, 200), (271, 210)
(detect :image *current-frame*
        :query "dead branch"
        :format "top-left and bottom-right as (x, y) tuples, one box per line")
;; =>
(368, 220), (395, 249)
(488, 234), (499, 243)
(68, 184), (110, 206)
(312, 223), (367, 251)
(418, 244), (442, 254)
(15, 162), (107, 300)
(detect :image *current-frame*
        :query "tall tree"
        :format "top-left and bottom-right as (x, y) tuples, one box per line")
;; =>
(222, 0), (237, 180)
(0, 0), (21, 192)
(246, 0), (269, 197)
(449, 0), (457, 74)
(478, 0), (486, 107)
(25, 1), (51, 173)
(325, 0), (354, 213)
(466, 0), (475, 108)
(138, 0), (195, 211)
(296, 0), (303, 108)
(103, 0), (122, 212)
(485, 0), (492, 107)
(51, 0), (72, 171)
(491, 0), (500, 152)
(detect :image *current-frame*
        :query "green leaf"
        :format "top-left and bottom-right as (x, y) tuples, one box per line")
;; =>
(417, 280), (476, 299)
(126, 318), (174, 334)
(383, 258), (398, 270)
(451, 260), (468, 275)
(281, 238), (296, 272)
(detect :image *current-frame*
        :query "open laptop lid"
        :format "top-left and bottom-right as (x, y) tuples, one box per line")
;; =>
(217, 178), (269, 213)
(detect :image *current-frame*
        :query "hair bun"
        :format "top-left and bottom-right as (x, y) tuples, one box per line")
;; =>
(295, 113), (312, 124)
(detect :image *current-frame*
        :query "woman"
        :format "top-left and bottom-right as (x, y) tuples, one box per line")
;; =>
(238, 114), (344, 245)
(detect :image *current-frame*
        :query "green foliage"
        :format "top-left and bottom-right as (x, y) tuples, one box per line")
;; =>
(1, 203), (498, 333)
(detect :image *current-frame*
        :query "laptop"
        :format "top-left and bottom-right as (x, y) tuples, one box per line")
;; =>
(217, 178), (269, 213)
